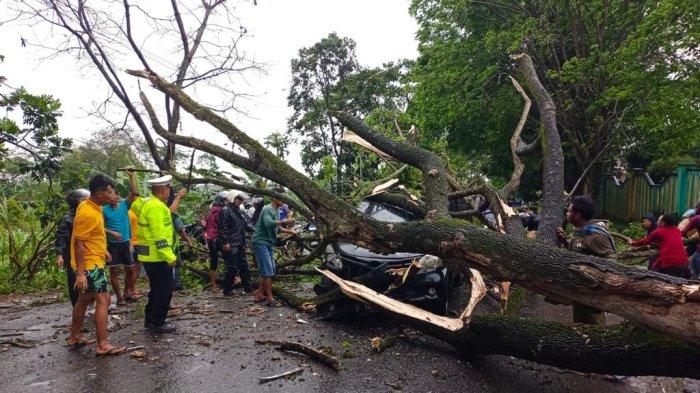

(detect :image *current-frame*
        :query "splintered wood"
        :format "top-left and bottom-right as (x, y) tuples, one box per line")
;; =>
(317, 269), (464, 331)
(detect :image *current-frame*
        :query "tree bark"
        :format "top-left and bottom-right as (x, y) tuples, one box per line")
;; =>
(333, 112), (450, 218)
(415, 314), (700, 378)
(511, 53), (565, 246)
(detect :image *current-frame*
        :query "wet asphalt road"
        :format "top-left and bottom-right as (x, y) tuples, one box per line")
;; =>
(0, 287), (695, 393)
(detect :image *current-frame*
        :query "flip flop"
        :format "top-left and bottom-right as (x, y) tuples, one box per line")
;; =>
(65, 337), (95, 348)
(95, 346), (126, 357)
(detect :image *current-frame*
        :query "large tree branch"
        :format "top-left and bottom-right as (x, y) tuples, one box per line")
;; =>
(511, 53), (565, 246)
(127, 69), (373, 232)
(333, 111), (450, 218)
(499, 76), (531, 198)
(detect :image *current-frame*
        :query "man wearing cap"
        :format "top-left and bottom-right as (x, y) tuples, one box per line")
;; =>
(134, 175), (179, 333)
(217, 193), (254, 295)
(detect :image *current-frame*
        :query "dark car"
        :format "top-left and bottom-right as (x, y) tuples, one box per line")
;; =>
(314, 200), (460, 317)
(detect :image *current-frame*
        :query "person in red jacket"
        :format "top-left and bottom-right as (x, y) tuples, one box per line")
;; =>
(629, 213), (690, 278)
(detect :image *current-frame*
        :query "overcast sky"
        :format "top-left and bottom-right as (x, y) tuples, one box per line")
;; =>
(0, 0), (419, 174)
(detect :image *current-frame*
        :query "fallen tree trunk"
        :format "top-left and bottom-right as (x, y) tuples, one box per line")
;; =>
(319, 269), (700, 378)
(369, 220), (700, 345)
(128, 68), (700, 348)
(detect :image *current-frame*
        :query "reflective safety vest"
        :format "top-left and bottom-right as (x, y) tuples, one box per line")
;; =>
(134, 196), (176, 263)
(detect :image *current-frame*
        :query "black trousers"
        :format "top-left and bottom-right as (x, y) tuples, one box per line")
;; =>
(222, 246), (252, 292)
(143, 262), (173, 327)
(65, 265), (78, 307)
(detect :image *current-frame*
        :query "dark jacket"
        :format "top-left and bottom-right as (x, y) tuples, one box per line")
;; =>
(643, 212), (658, 236)
(217, 203), (253, 250)
(55, 213), (74, 265)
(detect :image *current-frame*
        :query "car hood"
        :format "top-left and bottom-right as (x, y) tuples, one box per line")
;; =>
(336, 242), (423, 262)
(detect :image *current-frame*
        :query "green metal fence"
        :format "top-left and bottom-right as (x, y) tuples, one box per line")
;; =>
(598, 165), (700, 221)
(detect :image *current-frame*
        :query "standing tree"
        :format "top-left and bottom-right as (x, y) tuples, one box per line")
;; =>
(17, 0), (261, 171)
(288, 33), (417, 195)
(409, 0), (699, 197)
(263, 132), (293, 159)
(288, 33), (359, 193)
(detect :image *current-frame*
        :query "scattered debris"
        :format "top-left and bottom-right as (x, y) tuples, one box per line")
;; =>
(296, 318), (309, 325)
(256, 340), (340, 370)
(386, 381), (403, 390)
(131, 350), (147, 359)
(370, 334), (396, 353)
(247, 306), (266, 316)
(126, 345), (145, 351)
(258, 367), (303, 383)
(1, 338), (35, 348)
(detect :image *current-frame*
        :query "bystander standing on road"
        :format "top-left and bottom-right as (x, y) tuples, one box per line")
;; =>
(67, 174), (125, 356)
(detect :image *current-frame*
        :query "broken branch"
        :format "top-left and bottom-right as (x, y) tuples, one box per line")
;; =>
(255, 340), (340, 370)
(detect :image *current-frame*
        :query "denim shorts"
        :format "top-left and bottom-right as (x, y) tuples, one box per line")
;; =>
(252, 243), (275, 277)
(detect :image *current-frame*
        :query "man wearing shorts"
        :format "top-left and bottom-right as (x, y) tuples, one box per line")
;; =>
(67, 174), (125, 356)
(251, 189), (297, 305)
(103, 169), (139, 306)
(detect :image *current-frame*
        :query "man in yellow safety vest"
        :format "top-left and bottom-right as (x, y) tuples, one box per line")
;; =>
(134, 175), (178, 333)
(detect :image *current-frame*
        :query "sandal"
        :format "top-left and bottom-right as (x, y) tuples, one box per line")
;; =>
(95, 346), (126, 357)
(65, 337), (95, 348)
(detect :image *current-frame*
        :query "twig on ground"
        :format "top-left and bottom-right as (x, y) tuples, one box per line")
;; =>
(255, 340), (340, 370)
(258, 367), (303, 383)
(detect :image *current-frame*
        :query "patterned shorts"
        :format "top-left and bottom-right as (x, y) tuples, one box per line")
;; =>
(83, 268), (109, 293)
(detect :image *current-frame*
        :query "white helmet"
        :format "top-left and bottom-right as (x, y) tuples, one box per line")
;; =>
(215, 191), (230, 202)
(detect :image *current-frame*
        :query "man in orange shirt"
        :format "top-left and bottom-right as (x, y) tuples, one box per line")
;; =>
(67, 174), (125, 356)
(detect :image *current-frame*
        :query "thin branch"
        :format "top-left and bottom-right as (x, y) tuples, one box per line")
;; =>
(499, 76), (532, 198)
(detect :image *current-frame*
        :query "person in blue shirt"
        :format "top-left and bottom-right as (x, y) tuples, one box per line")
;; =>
(103, 170), (139, 306)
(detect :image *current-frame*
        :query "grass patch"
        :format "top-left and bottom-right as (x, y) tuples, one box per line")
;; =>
(0, 262), (65, 295)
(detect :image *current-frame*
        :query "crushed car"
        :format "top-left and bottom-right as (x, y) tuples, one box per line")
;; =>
(314, 199), (460, 317)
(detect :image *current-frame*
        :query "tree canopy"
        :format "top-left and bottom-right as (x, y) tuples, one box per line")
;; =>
(409, 0), (700, 195)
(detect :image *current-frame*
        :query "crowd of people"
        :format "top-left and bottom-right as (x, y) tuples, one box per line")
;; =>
(554, 196), (699, 323)
(203, 188), (297, 304)
(54, 171), (296, 355)
(555, 196), (699, 279)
